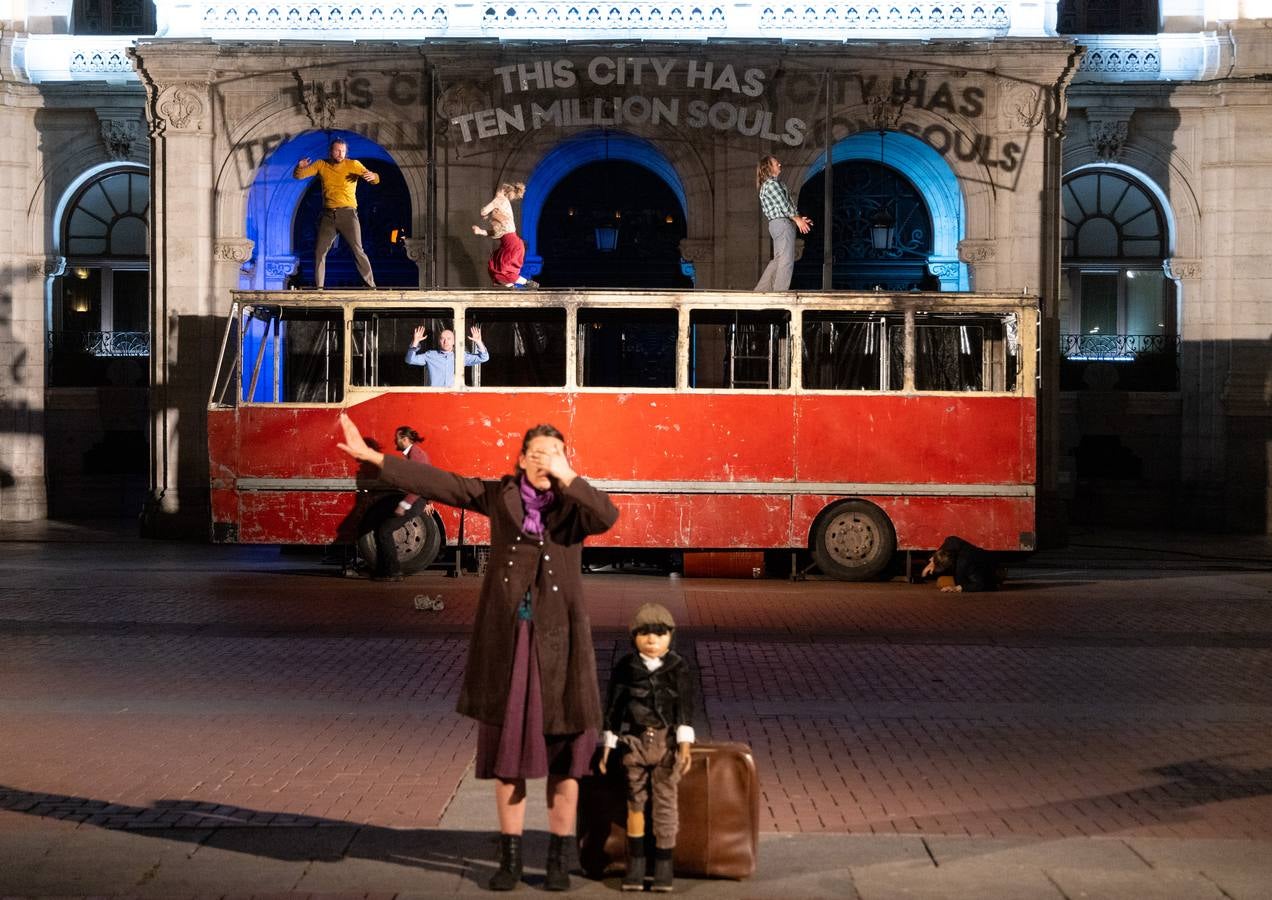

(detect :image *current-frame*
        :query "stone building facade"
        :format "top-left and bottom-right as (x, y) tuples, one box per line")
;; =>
(1, 1), (1269, 536)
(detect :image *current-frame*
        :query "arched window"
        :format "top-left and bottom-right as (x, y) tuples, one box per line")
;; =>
(72, 0), (156, 34)
(52, 168), (150, 384)
(1060, 168), (1175, 389)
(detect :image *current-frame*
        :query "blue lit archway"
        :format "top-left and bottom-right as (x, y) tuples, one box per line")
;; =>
(521, 132), (688, 279)
(807, 130), (967, 290)
(243, 130), (405, 289)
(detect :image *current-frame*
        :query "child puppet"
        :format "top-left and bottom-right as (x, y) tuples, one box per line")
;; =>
(600, 602), (697, 892)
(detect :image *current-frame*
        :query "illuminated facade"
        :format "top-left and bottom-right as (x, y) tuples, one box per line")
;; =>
(1, 0), (1270, 533)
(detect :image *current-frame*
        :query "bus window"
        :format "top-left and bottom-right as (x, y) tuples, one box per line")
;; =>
(913, 314), (1017, 392)
(210, 308), (241, 408)
(351, 308), (453, 387)
(577, 308), (676, 388)
(241, 305), (343, 403)
(690, 309), (790, 390)
(465, 307), (566, 387)
(802, 312), (887, 390)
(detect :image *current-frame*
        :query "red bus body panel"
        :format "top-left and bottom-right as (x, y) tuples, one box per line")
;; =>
(209, 389), (1035, 552)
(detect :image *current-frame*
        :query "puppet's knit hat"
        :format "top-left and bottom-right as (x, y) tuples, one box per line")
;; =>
(630, 602), (676, 632)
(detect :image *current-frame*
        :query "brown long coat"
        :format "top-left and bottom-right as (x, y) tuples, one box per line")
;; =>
(381, 454), (619, 734)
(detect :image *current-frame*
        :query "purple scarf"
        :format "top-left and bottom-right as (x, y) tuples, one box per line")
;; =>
(519, 475), (555, 538)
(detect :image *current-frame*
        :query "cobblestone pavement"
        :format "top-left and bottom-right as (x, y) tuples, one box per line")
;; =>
(1, 524), (1272, 897)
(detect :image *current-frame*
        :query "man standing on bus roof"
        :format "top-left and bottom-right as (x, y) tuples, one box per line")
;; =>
(293, 138), (380, 289)
(753, 155), (811, 292)
(405, 325), (490, 388)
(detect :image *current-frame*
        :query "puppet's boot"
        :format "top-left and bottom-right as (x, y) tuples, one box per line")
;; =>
(544, 833), (571, 892)
(651, 847), (674, 892)
(621, 838), (647, 891)
(488, 834), (522, 891)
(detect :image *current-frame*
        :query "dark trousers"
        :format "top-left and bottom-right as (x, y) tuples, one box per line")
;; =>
(373, 498), (421, 575)
(621, 727), (683, 848)
(315, 207), (375, 288)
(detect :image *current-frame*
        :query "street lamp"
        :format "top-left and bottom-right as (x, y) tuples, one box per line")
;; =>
(870, 206), (895, 251)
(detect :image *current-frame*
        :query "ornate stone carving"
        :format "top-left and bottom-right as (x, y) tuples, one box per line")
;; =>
(438, 80), (489, 131)
(264, 255), (300, 279)
(863, 70), (919, 132)
(1164, 258), (1201, 280)
(1001, 82), (1043, 130)
(154, 83), (208, 132)
(203, 2), (449, 34)
(403, 239), (430, 263)
(927, 262), (960, 280)
(29, 256), (66, 278)
(1086, 109), (1133, 162)
(758, 3), (1008, 32)
(1081, 45), (1161, 75)
(957, 240), (996, 263)
(98, 115), (142, 160)
(214, 239), (255, 264)
(293, 70), (341, 131)
(678, 238), (713, 263)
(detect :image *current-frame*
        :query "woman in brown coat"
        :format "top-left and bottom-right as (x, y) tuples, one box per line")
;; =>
(337, 413), (618, 891)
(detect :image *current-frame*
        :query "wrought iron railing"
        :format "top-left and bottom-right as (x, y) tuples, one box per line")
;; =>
(1060, 333), (1178, 361)
(47, 331), (151, 357)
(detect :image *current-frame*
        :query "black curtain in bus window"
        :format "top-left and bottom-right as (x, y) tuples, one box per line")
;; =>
(802, 313), (884, 390)
(577, 308), (676, 388)
(351, 309), (453, 387)
(282, 311), (344, 402)
(465, 307), (567, 387)
(689, 310), (790, 390)
(914, 323), (985, 392)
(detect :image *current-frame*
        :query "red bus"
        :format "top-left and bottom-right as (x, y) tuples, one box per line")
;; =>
(208, 289), (1036, 579)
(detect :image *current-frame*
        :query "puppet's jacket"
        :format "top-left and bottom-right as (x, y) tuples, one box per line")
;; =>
(603, 650), (697, 735)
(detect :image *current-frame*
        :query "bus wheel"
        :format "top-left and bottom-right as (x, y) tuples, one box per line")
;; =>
(357, 512), (443, 575)
(810, 500), (896, 581)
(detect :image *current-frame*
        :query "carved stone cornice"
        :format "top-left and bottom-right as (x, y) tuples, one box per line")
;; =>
(214, 239), (255, 265)
(403, 238), (430, 263)
(1086, 108), (1133, 162)
(678, 238), (713, 263)
(29, 255), (66, 278)
(264, 255), (300, 279)
(152, 82), (209, 134)
(957, 239), (996, 263)
(1164, 257), (1201, 281)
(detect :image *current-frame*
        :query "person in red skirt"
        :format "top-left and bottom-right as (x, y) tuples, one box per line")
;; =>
(473, 182), (540, 290)
(336, 413), (617, 891)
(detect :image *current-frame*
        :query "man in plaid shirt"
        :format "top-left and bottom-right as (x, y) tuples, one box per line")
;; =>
(754, 155), (812, 291)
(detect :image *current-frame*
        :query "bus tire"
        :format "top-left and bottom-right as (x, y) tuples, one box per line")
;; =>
(810, 500), (896, 581)
(357, 511), (443, 575)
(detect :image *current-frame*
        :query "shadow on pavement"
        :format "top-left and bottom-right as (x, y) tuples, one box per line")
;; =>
(0, 783), (554, 890)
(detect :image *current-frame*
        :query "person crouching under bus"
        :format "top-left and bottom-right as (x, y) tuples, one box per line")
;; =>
(371, 426), (432, 581)
(920, 535), (1005, 593)
(600, 602), (696, 893)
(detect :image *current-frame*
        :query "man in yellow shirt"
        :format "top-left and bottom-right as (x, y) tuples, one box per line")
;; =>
(293, 138), (380, 288)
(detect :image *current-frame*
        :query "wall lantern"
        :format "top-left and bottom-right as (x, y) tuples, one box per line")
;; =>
(870, 207), (895, 251)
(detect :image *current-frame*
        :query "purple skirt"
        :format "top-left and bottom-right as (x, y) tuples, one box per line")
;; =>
(475, 618), (596, 780)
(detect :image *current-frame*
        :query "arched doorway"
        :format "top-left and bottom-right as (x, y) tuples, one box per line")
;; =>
(47, 165), (151, 517)
(794, 160), (935, 291)
(535, 160), (691, 288)
(244, 131), (416, 289)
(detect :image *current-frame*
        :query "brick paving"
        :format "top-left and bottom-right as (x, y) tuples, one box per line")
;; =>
(1, 527), (1271, 896)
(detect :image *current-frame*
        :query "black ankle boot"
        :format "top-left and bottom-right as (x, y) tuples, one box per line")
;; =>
(544, 833), (571, 892)
(621, 837), (646, 891)
(651, 847), (674, 892)
(488, 833), (522, 891)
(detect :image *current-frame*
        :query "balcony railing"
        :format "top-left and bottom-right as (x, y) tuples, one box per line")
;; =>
(1060, 333), (1179, 391)
(48, 331), (151, 358)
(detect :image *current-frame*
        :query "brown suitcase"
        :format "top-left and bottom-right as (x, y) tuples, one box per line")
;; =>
(577, 741), (760, 880)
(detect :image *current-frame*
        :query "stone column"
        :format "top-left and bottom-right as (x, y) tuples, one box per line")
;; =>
(137, 71), (219, 537)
